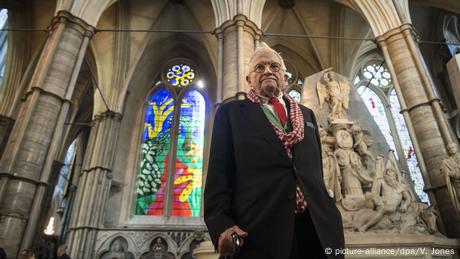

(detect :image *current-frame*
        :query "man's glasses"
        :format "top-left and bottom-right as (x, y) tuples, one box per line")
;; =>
(253, 62), (283, 73)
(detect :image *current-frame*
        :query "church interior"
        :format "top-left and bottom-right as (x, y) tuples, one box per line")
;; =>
(0, 0), (460, 258)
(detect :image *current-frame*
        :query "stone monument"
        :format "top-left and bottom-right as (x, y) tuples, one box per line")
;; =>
(302, 69), (459, 258)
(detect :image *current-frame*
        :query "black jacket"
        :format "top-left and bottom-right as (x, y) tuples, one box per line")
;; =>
(204, 99), (344, 259)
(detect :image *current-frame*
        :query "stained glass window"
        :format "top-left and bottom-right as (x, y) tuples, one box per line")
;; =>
(357, 86), (397, 156)
(172, 90), (206, 216)
(354, 60), (427, 203)
(389, 90), (428, 202)
(136, 62), (207, 218)
(363, 63), (391, 88)
(136, 88), (174, 215)
(0, 9), (7, 90)
(165, 64), (195, 87)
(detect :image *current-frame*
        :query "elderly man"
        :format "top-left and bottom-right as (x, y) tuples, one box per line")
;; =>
(204, 43), (344, 259)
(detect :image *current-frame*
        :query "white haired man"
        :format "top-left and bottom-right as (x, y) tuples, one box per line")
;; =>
(204, 43), (345, 259)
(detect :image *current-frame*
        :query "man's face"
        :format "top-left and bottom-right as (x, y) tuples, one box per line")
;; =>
(246, 50), (288, 97)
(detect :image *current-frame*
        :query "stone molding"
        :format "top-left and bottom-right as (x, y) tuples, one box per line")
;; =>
(213, 14), (262, 40)
(95, 230), (210, 259)
(48, 10), (96, 38)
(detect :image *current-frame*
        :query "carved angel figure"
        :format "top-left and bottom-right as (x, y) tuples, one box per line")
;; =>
(317, 68), (350, 121)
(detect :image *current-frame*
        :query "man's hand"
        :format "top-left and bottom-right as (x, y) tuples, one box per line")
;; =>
(218, 225), (248, 255)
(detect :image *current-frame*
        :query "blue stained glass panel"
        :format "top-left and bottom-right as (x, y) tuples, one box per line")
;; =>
(136, 88), (174, 215)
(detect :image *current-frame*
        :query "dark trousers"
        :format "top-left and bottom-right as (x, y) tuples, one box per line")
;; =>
(289, 210), (327, 259)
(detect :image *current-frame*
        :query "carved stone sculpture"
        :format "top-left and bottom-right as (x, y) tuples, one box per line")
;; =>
(316, 68), (350, 122)
(351, 124), (374, 161)
(333, 128), (373, 207)
(311, 69), (441, 235)
(141, 237), (174, 259)
(319, 126), (342, 201)
(100, 237), (134, 259)
(440, 144), (460, 217)
(353, 160), (412, 232)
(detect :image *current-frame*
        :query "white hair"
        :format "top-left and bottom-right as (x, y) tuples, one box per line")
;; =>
(248, 42), (287, 71)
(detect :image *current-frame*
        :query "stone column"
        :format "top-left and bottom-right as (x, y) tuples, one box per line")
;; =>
(342, 0), (460, 236)
(377, 24), (458, 236)
(66, 111), (121, 259)
(0, 115), (14, 158)
(0, 11), (94, 257)
(214, 15), (262, 102)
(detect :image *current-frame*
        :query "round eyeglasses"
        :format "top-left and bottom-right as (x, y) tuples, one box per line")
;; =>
(253, 62), (283, 73)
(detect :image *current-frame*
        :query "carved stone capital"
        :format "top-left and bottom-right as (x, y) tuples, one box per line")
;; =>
(48, 10), (96, 39)
(375, 23), (417, 47)
(92, 110), (123, 123)
(213, 14), (263, 40)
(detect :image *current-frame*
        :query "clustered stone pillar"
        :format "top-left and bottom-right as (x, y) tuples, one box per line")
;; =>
(214, 14), (262, 102)
(377, 24), (460, 236)
(0, 11), (94, 258)
(66, 111), (121, 259)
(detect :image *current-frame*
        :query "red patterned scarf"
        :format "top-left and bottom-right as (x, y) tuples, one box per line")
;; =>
(247, 89), (304, 158)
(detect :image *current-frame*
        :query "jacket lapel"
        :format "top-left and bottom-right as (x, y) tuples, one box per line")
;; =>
(239, 100), (291, 162)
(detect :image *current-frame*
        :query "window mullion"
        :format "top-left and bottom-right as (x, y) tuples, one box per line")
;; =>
(164, 95), (181, 217)
(383, 98), (410, 172)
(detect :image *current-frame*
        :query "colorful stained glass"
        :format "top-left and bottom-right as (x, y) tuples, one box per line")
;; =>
(363, 63), (391, 88)
(357, 86), (398, 156)
(172, 90), (206, 216)
(389, 90), (428, 203)
(166, 64), (195, 87)
(135, 88), (174, 215)
(0, 9), (7, 90)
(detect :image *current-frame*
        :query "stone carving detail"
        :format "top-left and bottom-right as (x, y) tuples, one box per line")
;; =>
(167, 231), (192, 250)
(441, 144), (460, 217)
(100, 237), (135, 259)
(314, 70), (441, 235)
(316, 68), (350, 122)
(95, 230), (210, 259)
(141, 237), (174, 259)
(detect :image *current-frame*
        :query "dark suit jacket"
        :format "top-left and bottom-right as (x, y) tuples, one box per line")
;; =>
(204, 99), (344, 259)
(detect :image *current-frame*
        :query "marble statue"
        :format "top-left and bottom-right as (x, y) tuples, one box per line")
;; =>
(420, 206), (440, 234)
(440, 143), (460, 217)
(351, 125), (374, 161)
(319, 126), (342, 201)
(311, 70), (441, 235)
(333, 128), (373, 207)
(353, 161), (412, 232)
(316, 68), (350, 122)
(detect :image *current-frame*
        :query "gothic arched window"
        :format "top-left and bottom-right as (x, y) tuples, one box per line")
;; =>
(0, 9), (8, 89)
(135, 61), (208, 217)
(284, 62), (303, 103)
(354, 60), (428, 203)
